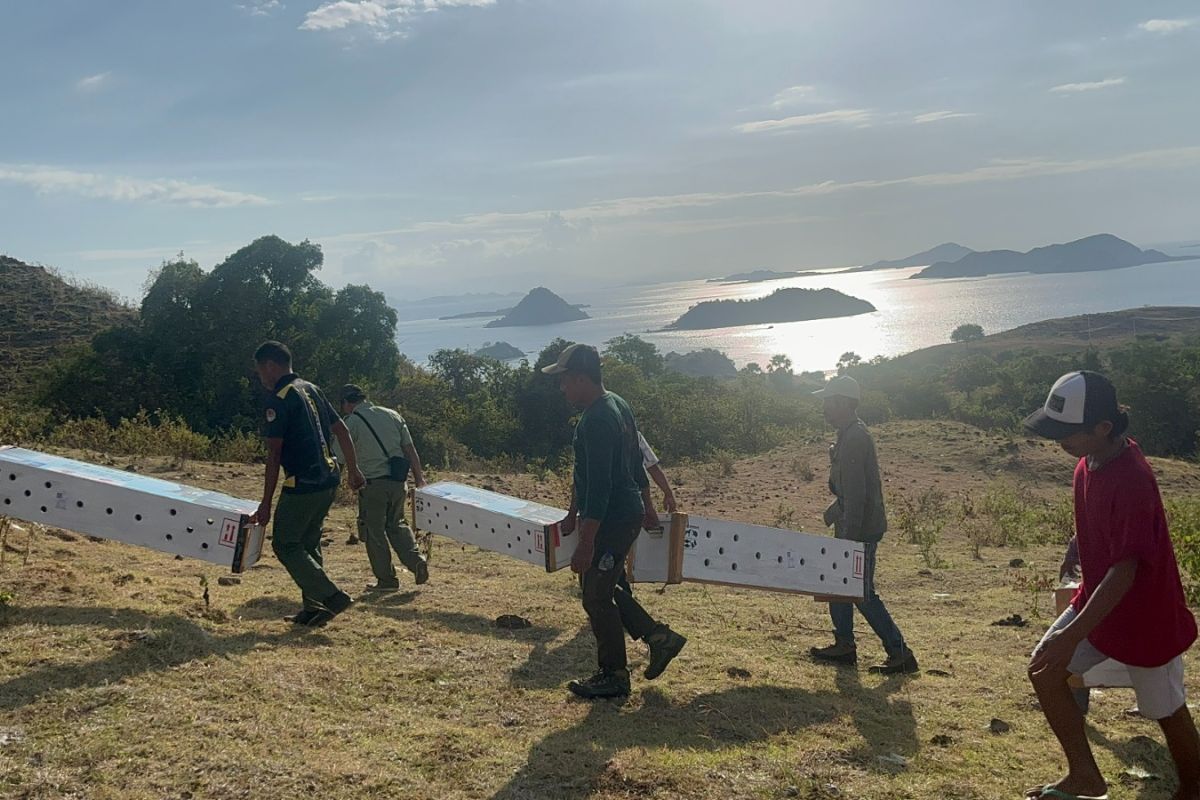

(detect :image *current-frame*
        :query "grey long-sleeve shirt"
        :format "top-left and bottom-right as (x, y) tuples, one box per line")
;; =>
(826, 419), (887, 543)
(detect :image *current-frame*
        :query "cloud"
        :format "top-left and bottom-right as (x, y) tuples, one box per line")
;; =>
(75, 72), (111, 92)
(1139, 19), (1194, 33)
(770, 85), (817, 110)
(237, 0), (283, 15)
(736, 108), (872, 133)
(0, 164), (270, 207)
(1050, 77), (1126, 93)
(300, 0), (495, 40)
(912, 110), (976, 124)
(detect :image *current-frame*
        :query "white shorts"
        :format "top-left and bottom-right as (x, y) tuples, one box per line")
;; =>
(1034, 606), (1186, 720)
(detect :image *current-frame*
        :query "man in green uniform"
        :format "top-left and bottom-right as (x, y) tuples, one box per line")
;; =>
(809, 375), (918, 674)
(249, 341), (365, 628)
(544, 344), (687, 699)
(336, 384), (430, 592)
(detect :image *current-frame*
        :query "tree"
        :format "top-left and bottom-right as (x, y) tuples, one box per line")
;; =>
(951, 323), (985, 344)
(604, 334), (664, 377)
(766, 354), (792, 374)
(837, 352), (862, 373)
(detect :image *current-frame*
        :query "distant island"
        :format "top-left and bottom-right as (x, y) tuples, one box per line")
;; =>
(707, 268), (822, 284)
(485, 287), (590, 328)
(845, 242), (975, 272)
(440, 308), (510, 320)
(912, 234), (1192, 280)
(474, 341), (525, 360)
(663, 287), (875, 331)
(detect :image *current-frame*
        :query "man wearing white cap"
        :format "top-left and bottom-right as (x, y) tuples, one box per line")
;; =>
(1023, 371), (1199, 800)
(808, 375), (918, 675)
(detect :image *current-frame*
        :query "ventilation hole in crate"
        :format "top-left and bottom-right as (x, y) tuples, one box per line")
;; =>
(733, 534), (740, 542)
(832, 562), (837, 570)
(135, 514), (142, 522)
(820, 546), (826, 555)
(186, 526), (194, 533)
(755, 552), (761, 560)
(474, 523), (479, 529)
(76, 501), (84, 508)
(731, 563), (738, 571)
(800, 558), (806, 566)
(507, 523), (512, 529)
(459, 520), (464, 525)
(44, 481), (52, 489)
(7, 474), (14, 481)
(777, 556), (783, 564)
(444, 524), (450, 531)
(40, 506), (47, 513)
(718, 547), (724, 555)
(201, 542), (209, 550)
(507, 543), (512, 548)
(705, 530), (712, 538)
(106, 508), (114, 515)
(516, 536), (521, 542)
(170, 509), (177, 516)
(819, 574), (825, 581)
(23, 490), (31, 497)
(527, 549), (532, 555)
(704, 558), (710, 567)
(165, 534), (173, 541)
(3, 499), (10, 506)
(491, 528), (495, 533)
(206, 518), (214, 525)
(844, 550), (850, 559)
(843, 577), (848, 585)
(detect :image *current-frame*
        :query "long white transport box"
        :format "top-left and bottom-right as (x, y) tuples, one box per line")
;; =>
(416, 481), (864, 599)
(0, 446), (265, 573)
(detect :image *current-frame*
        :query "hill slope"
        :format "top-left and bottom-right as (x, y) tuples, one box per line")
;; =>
(0, 255), (136, 394)
(485, 287), (589, 328)
(913, 234), (1189, 279)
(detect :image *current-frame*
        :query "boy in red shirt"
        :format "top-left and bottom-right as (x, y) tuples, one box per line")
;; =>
(1024, 371), (1199, 800)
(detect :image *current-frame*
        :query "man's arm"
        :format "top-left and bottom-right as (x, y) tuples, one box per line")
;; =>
(401, 443), (426, 487)
(1031, 559), (1138, 673)
(570, 418), (615, 573)
(331, 419), (366, 491)
(838, 432), (868, 538)
(252, 438), (284, 525)
(647, 464), (677, 512)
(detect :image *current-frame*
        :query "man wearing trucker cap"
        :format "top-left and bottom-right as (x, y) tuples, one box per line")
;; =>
(1024, 371), (1199, 800)
(808, 374), (919, 675)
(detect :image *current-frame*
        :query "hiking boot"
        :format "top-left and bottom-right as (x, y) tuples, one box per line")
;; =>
(285, 609), (321, 625)
(869, 650), (919, 675)
(567, 668), (631, 699)
(413, 559), (430, 586)
(809, 641), (858, 665)
(644, 626), (687, 680)
(364, 582), (401, 593)
(306, 591), (355, 627)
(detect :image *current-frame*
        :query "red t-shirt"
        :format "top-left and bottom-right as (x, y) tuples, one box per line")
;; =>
(1071, 439), (1197, 667)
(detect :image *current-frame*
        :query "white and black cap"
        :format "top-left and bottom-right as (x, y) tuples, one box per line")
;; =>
(1023, 371), (1121, 440)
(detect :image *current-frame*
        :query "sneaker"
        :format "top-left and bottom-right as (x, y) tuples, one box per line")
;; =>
(285, 609), (321, 625)
(364, 582), (401, 593)
(809, 642), (859, 665)
(644, 626), (687, 680)
(868, 651), (919, 675)
(414, 559), (430, 586)
(305, 591), (355, 627)
(567, 668), (631, 700)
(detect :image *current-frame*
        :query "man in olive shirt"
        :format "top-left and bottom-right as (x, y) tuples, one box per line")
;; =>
(544, 344), (687, 699)
(249, 341), (365, 628)
(336, 384), (430, 592)
(809, 375), (918, 674)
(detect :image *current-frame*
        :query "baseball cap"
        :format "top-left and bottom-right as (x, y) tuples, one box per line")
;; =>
(1023, 371), (1120, 440)
(812, 374), (861, 401)
(540, 343), (601, 375)
(340, 383), (367, 403)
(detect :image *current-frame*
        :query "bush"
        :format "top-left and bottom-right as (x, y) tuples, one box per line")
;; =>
(1168, 497), (1200, 605)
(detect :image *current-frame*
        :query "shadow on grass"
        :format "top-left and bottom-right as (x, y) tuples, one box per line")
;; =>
(0, 604), (331, 712)
(1088, 725), (1175, 800)
(490, 678), (919, 800)
(363, 601), (562, 643)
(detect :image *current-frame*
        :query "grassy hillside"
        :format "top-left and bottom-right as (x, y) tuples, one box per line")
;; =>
(0, 255), (136, 394)
(2, 421), (1197, 799)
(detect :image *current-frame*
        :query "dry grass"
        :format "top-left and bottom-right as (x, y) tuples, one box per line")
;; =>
(2, 421), (1197, 799)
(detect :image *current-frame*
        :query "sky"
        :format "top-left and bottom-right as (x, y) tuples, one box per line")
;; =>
(2, 0), (1199, 303)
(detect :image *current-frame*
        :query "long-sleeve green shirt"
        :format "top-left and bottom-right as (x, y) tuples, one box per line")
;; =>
(572, 392), (648, 523)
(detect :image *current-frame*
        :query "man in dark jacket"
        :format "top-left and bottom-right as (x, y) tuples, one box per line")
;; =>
(809, 375), (918, 674)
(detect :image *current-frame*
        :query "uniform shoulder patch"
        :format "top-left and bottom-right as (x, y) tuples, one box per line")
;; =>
(265, 408), (277, 423)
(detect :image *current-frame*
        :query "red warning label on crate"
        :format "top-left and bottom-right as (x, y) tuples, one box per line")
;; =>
(219, 518), (239, 548)
(853, 550), (865, 578)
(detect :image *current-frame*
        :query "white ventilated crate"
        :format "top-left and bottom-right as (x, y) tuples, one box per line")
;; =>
(0, 446), (264, 573)
(414, 481), (576, 571)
